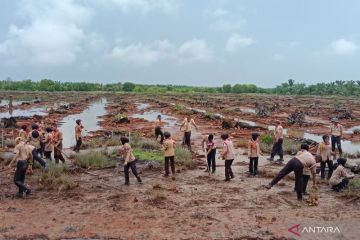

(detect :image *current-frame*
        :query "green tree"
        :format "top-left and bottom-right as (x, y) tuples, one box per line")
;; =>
(123, 82), (135, 92)
(222, 84), (232, 93)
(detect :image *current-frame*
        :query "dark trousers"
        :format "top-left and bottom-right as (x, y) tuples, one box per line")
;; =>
(249, 157), (259, 175)
(294, 175), (310, 193)
(155, 127), (164, 144)
(124, 161), (139, 184)
(332, 178), (349, 191)
(32, 149), (46, 168)
(331, 136), (342, 155)
(271, 138), (283, 159)
(207, 149), (216, 172)
(14, 160), (29, 194)
(74, 138), (82, 152)
(320, 160), (334, 179)
(165, 156), (175, 176)
(44, 151), (52, 161)
(183, 131), (191, 150)
(225, 159), (234, 180)
(39, 143), (45, 157)
(270, 158), (304, 199)
(54, 146), (65, 164)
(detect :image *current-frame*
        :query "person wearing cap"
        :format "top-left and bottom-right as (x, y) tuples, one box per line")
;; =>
(264, 144), (321, 201)
(8, 137), (32, 198)
(74, 119), (84, 152)
(330, 118), (343, 159)
(154, 115), (164, 144)
(267, 120), (284, 162)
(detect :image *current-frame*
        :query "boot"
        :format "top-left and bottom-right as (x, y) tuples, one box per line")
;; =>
(136, 176), (142, 183)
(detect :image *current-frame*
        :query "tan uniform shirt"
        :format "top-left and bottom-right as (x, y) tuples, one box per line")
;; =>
(28, 131), (41, 149)
(13, 143), (29, 161)
(163, 138), (175, 157)
(330, 124), (343, 136)
(18, 130), (27, 141)
(316, 142), (332, 161)
(248, 139), (260, 158)
(222, 139), (235, 160)
(154, 119), (163, 128)
(296, 150), (316, 175)
(120, 143), (136, 163)
(44, 132), (54, 152)
(329, 165), (354, 186)
(182, 118), (195, 132)
(75, 125), (83, 140)
(274, 125), (284, 140)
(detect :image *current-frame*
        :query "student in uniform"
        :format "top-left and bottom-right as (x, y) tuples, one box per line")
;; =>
(44, 127), (54, 162)
(330, 118), (343, 159)
(8, 137), (32, 198)
(180, 115), (198, 151)
(201, 134), (217, 173)
(264, 144), (321, 201)
(317, 135), (334, 180)
(28, 124), (41, 156)
(74, 119), (83, 152)
(119, 137), (142, 185)
(221, 133), (235, 181)
(163, 132), (176, 177)
(154, 115), (164, 144)
(18, 125), (28, 141)
(52, 125), (65, 164)
(329, 158), (354, 192)
(248, 133), (260, 176)
(268, 120), (284, 162)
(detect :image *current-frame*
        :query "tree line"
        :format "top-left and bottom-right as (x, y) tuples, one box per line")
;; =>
(1, 78), (360, 96)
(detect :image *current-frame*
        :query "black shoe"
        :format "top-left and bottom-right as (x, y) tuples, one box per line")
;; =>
(297, 197), (303, 202)
(277, 158), (284, 162)
(267, 158), (274, 161)
(303, 192), (309, 196)
(25, 189), (32, 195)
(163, 174), (169, 178)
(230, 175), (235, 179)
(211, 170), (216, 174)
(124, 182), (130, 186)
(137, 176), (142, 183)
(204, 169), (209, 173)
(263, 184), (272, 190)
(224, 178), (230, 182)
(15, 192), (24, 198)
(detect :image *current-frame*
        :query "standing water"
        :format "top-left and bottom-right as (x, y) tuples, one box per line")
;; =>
(59, 98), (107, 148)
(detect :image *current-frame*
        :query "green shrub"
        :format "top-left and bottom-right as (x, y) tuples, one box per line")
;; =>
(344, 178), (360, 198)
(133, 149), (163, 162)
(133, 139), (161, 150)
(175, 146), (193, 168)
(74, 151), (112, 168)
(260, 134), (273, 144)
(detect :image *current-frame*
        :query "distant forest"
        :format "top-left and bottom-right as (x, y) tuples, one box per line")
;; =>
(1, 78), (360, 96)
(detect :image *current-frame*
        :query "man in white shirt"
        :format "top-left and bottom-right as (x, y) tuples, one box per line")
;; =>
(180, 115), (198, 151)
(268, 120), (284, 162)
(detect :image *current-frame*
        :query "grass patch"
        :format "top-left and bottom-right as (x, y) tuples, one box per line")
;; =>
(74, 151), (114, 169)
(260, 135), (300, 155)
(344, 178), (360, 198)
(35, 164), (77, 192)
(133, 149), (164, 162)
(133, 139), (161, 150)
(175, 146), (194, 168)
(235, 139), (248, 148)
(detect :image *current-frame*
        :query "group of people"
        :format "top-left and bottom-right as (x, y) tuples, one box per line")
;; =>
(8, 111), (355, 201)
(8, 119), (84, 197)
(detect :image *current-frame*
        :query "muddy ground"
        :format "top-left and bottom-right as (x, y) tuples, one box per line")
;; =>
(1, 92), (360, 239)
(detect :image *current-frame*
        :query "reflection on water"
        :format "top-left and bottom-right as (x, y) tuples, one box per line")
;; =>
(0, 99), (24, 107)
(136, 103), (150, 110)
(132, 111), (177, 127)
(0, 107), (46, 118)
(288, 129), (360, 154)
(59, 98), (107, 148)
(240, 107), (256, 114)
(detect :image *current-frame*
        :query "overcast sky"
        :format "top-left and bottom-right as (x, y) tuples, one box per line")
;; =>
(0, 0), (359, 87)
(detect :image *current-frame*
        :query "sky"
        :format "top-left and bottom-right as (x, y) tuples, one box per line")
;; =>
(0, 0), (359, 87)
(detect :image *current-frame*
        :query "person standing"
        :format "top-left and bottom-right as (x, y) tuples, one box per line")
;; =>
(329, 158), (354, 192)
(201, 134), (216, 173)
(28, 124), (42, 159)
(180, 115), (198, 151)
(248, 133), (260, 176)
(119, 137), (142, 185)
(163, 132), (176, 177)
(74, 119), (83, 153)
(154, 115), (164, 144)
(221, 133), (235, 181)
(18, 125), (28, 142)
(44, 127), (54, 162)
(8, 137), (32, 198)
(264, 144), (320, 201)
(268, 120), (284, 162)
(330, 118), (343, 159)
(317, 135), (334, 180)
(53, 125), (65, 164)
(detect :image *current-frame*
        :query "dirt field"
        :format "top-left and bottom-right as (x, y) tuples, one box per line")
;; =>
(1, 92), (360, 239)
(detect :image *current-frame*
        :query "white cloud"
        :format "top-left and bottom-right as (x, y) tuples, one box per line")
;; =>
(106, 0), (178, 14)
(210, 19), (246, 32)
(225, 33), (255, 52)
(0, 0), (94, 65)
(177, 39), (213, 62)
(330, 39), (357, 55)
(204, 8), (229, 17)
(106, 39), (213, 65)
(105, 40), (174, 66)
(272, 54), (285, 61)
